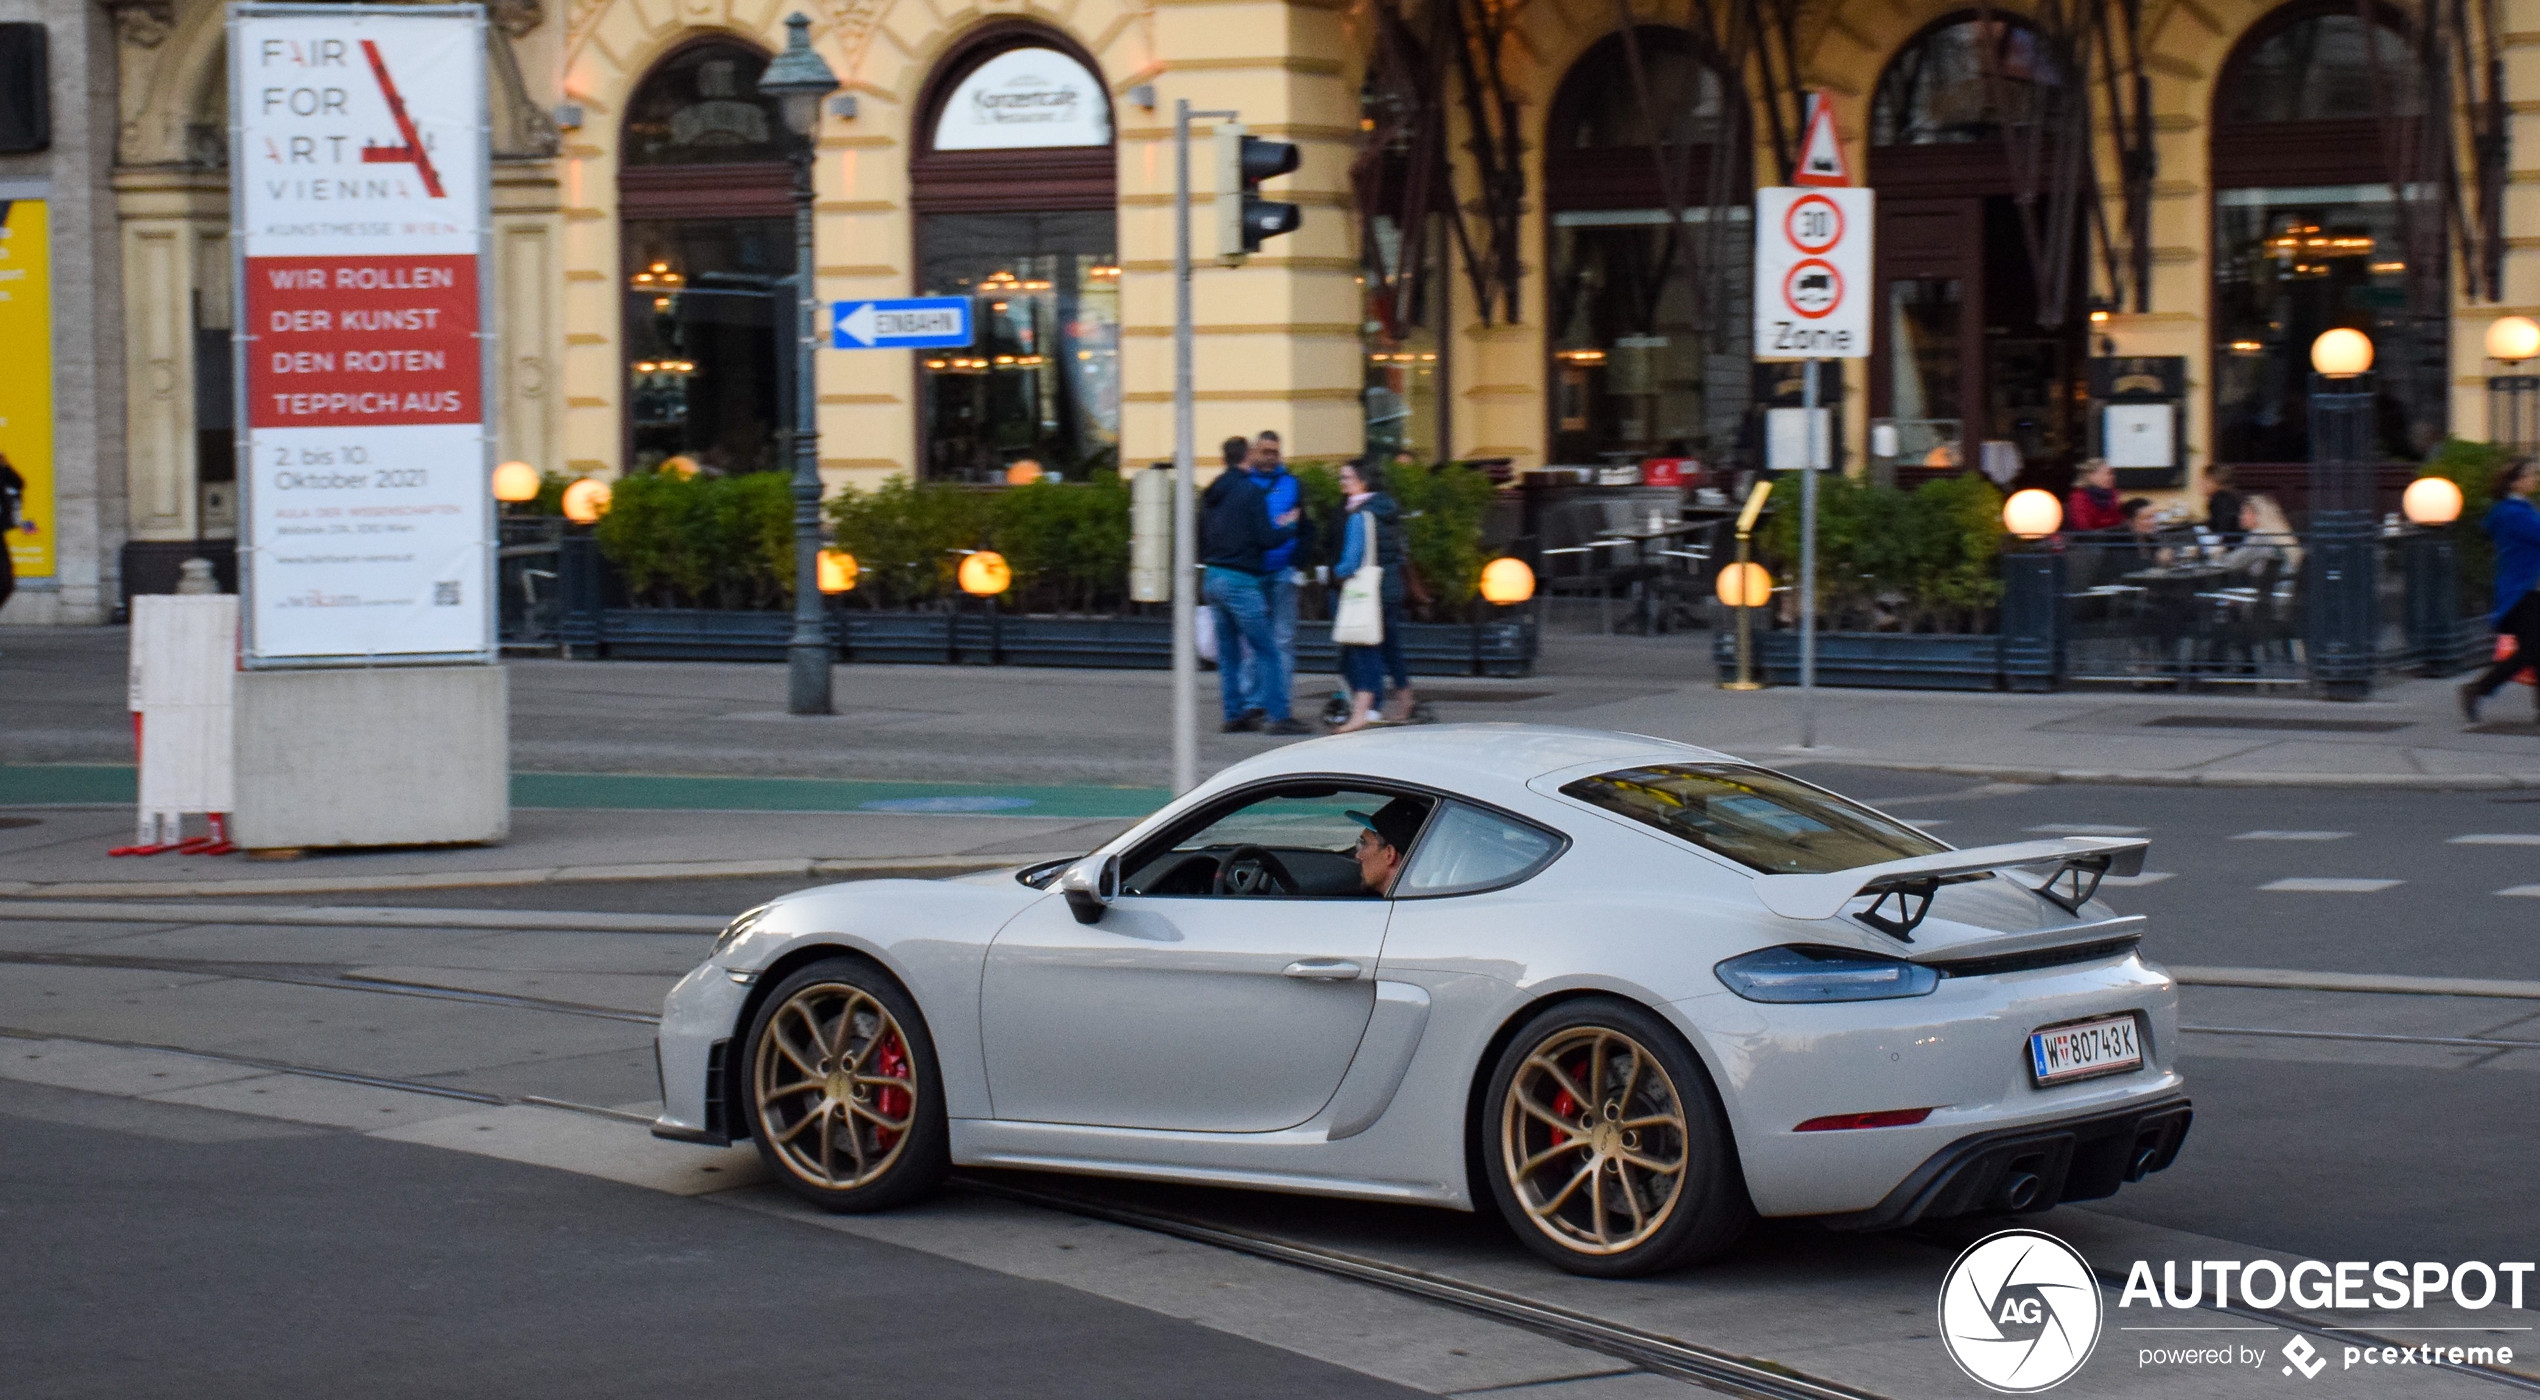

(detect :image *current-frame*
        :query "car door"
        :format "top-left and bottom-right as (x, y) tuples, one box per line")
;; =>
(979, 781), (1427, 1132)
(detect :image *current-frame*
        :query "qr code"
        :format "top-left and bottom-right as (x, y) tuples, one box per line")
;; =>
(433, 581), (461, 606)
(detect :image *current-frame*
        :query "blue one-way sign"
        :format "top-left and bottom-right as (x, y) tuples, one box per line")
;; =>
(831, 297), (974, 350)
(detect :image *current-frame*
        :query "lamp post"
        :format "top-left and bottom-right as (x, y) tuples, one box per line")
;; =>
(2487, 315), (2540, 454)
(1999, 489), (2067, 692)
(2307, 328), (2377, 700)
(758, 12), (841, 716)
(2401, 474), (2465, 676)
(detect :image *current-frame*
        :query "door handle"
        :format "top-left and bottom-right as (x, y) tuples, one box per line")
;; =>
(1283, 959), (1363, 981)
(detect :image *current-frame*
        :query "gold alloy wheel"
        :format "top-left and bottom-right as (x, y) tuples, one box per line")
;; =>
(1500, 1026), (1690, 1256)
(753, 981), (918, 1190)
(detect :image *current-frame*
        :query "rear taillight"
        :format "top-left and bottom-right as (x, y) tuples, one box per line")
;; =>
(1794, 1107), (1935, 1132)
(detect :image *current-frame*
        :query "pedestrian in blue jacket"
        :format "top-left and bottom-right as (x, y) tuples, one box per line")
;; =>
(2461, 458), (2540, 723)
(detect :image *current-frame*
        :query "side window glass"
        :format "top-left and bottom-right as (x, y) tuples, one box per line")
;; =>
(1396, 802), (1563, 897)
(1121, 785), (1432, 898)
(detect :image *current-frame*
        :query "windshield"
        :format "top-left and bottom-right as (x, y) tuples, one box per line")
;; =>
(1559, 764), (1946, 874)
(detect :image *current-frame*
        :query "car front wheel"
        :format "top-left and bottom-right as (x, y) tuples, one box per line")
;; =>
(1481, 998), (1750, 1276)
(745, 958), (949, 1212)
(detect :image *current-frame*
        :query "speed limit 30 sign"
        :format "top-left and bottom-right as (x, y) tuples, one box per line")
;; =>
(1754, 187), (1872, 360)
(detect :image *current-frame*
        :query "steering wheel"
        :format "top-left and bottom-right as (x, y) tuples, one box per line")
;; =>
(1212, 844), (1298, 897)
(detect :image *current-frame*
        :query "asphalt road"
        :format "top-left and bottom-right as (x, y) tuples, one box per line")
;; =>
(3, 774), (2533, 1396)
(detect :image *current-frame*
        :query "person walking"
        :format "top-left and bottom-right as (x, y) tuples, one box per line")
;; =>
(1201, 437), (1299, 733)
(1248, 431), (1312, 736)
(1330, 458), (1417, 732)
(0, 451), (24, 617)
(2461, 458), (2540, 724)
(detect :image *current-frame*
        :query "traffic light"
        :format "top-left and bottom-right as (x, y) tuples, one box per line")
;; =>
(1214, 122), (1300, 265)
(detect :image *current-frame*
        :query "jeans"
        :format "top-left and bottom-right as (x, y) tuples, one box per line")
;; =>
(1204, 566), (1282, 721)
(1339, 598), (1412, 705)
(1252, 570), (1298, 721)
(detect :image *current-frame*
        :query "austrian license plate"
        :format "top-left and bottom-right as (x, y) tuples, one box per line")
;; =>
(2029, 1014), (2143, 1086)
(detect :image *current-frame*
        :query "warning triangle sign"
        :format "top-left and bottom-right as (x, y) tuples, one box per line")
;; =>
(1792, 93), (1850, 187)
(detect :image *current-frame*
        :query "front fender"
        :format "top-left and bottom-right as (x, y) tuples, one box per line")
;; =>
(719, 877), (1047, 1121)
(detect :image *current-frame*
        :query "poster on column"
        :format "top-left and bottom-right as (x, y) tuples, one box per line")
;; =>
(0, 195), (53, 582)
(229, 4), (492, 664)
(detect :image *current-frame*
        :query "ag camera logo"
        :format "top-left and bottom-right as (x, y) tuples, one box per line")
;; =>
(1940, 1229), (2104, 1392)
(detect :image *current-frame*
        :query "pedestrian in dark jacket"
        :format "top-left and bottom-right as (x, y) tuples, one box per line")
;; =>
(1201, 453), (1301, 732)
(2462, 458), (2540, 723)
(0, 452), (23, 616)
(1247, 431), (1310, 737)
(1330, 459), (1417, 731)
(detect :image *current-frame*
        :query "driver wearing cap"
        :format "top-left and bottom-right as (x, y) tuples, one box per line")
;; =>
(1347, 798), (1427, 896)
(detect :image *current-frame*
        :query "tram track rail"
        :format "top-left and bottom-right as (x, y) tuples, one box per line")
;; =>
(0, 949), (663, 1024)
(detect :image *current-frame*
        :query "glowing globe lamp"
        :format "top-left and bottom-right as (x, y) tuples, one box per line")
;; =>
(958, 550), (1011, 596)
(1003, 461), (1043, 485)
(491, 460), (540, 503)
(660, 455), (700, 479)
(561, 477), (612, 524)
(816, 548), (859, 594)
(2403, 476), (2464, 526)
(2003, 488), (2063, 540)
(2488, 316), (2540, 366)
(1714, 561), (1773, 609)
(1478, 557), (1535, 605)
(2310, 327), (2374, 378)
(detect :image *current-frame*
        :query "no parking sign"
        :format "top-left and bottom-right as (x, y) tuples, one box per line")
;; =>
(1753, 186), (1872, 360)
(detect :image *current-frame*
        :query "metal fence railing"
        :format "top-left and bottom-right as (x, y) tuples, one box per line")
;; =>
(497, 516), (566, 652)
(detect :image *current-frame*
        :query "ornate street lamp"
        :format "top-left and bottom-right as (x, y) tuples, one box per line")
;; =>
(2307, 328), (2377, 699)
(2486, 315), (2540, 454)
(758, 12), (842, 715)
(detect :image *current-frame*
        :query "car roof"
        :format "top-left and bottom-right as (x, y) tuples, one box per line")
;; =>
(1202, 723), (1739, 811)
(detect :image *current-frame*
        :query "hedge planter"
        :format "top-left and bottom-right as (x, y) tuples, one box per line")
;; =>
(1712, 629), (2004, 691)
(563, 606), (1537, 677)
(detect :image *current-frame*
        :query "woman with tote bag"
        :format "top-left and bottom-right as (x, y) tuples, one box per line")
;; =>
(1329, 459), (1416, 732)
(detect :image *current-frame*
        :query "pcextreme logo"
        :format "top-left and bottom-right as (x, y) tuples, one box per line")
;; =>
(1940, 1230), (2104, 1393)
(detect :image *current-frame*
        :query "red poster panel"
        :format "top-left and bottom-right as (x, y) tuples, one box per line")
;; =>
(243, 254), (479, 428)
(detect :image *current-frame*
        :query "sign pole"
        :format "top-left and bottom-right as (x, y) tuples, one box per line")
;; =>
(1799, 359), (1818, 748)
(1171, 99), (1199, 796)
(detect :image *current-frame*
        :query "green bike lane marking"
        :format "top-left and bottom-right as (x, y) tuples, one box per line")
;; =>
(0, 766), (1167, 820)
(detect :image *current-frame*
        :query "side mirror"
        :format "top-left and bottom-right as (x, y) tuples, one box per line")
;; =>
(1059, 854), (1120, 924)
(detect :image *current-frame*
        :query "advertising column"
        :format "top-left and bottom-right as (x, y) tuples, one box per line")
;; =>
(231, 4), (491, 663)
(223, 5), (507, 852)
(0, 195), (53, 593)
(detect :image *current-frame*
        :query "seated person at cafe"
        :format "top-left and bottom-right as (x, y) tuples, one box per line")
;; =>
(2066, 458), (2128, 533)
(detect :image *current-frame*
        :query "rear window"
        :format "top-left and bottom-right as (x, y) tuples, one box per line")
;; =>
(1559, 763), (1945, 875)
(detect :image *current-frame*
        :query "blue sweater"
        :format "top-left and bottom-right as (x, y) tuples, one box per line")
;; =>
(2486, 496), (2540, 625)
(1257, 466), (1301, 573)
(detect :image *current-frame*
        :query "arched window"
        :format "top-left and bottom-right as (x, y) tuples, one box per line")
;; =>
(909, 25), (1118, 482)
(2210, 5), (2442, 466)
(1871, 17), (2057, 147)
(1541, 30), (1747, 466)
(618, 40), (795, 477)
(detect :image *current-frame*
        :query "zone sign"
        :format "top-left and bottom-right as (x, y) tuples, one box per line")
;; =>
(1754, 186), (1872, 360)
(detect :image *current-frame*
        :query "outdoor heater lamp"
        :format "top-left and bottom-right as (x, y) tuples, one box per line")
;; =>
(2487, 315), (2540, 365)
(491, 460), (540, 503)
(2403, 476), (2463, 526)
(2310, 328), (2374, 378)
(1479, 557), (1536, 605)
(2002, 488), (2063, 539)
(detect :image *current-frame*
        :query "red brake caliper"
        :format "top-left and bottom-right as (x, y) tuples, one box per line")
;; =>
(872, 1031), (911, 1149)
(1547, 1051), (1591, 1148)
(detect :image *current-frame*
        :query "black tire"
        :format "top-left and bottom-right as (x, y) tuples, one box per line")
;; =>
(744, 957), (950, 1213)
(1479, 997), (1750, 1277)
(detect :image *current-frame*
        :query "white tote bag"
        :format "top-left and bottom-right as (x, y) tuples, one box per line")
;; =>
(1332, 512), (1385, 645)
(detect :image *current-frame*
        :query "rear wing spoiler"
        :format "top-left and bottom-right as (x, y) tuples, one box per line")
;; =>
(1753, 837), (2149, 933)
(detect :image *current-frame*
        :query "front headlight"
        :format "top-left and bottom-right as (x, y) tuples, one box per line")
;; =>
(714, 904), (771, 960)
(1714, 945), (1940, 1003)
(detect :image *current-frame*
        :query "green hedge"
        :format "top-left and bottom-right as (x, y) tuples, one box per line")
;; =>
(826, 474), (1133, 612)
(1756, 471), (2006, 632)
(594, 470), (795, 609)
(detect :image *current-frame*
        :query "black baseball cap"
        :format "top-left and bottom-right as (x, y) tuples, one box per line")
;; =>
(1346, 797), (1428, 854)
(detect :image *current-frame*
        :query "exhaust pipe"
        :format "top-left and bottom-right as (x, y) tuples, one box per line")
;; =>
(2128, 1145), (2161, 1181)
(1996, 1171), (2043, 1211)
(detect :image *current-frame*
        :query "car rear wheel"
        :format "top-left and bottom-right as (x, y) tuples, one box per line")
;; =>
(745, 958), (949, 1212)
(1482, 998), (1750, 1276)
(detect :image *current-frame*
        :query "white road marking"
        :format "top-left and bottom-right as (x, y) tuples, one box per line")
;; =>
(2232, 830), (2354, 841)
(2260, 877), (2402, 893)
(2494, 884), (2540, 898)
(2099, 872), (2176, 887)
(2451, 834), (2540, 845)
(2027, 823), (2148, 835)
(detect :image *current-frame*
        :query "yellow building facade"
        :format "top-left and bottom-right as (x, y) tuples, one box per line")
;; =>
(82, 0), (2540, 600)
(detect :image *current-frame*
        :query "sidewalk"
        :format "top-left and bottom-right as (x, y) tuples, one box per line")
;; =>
(9, 621), (2540, 898)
